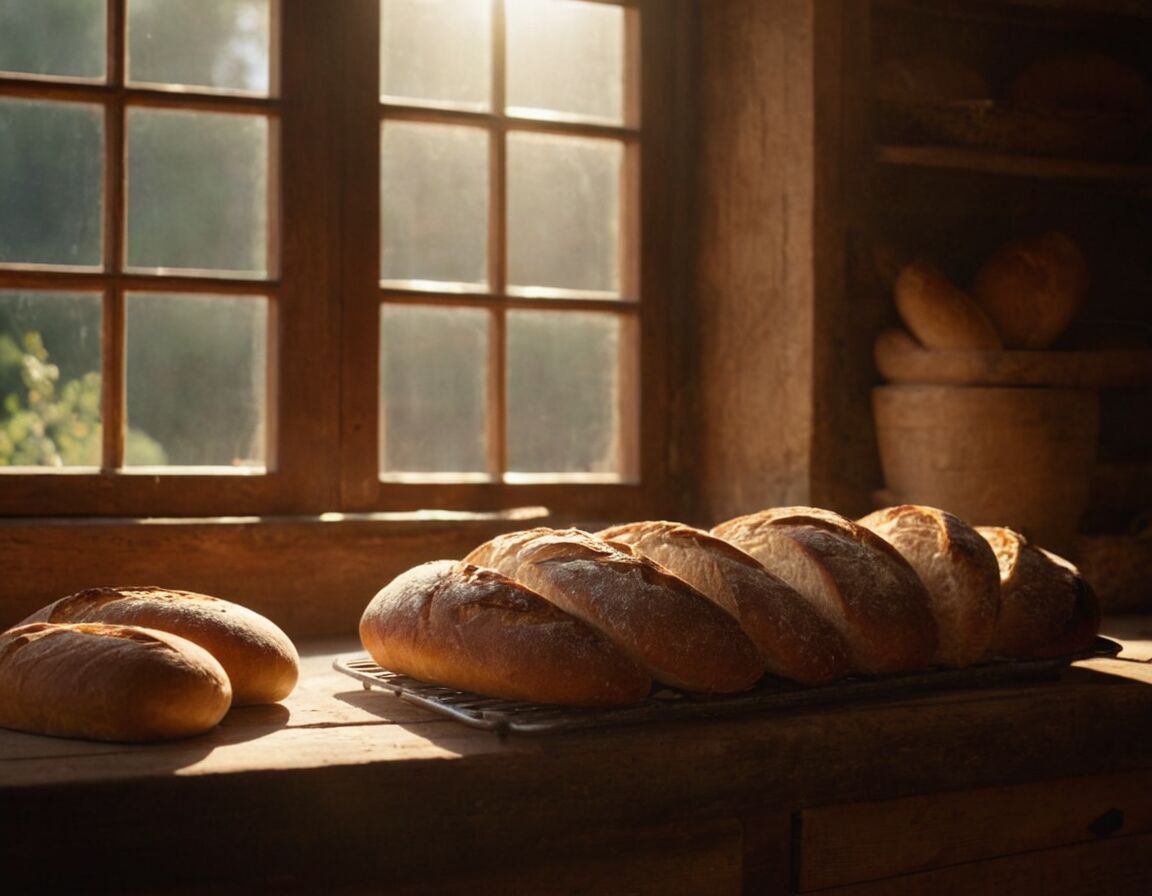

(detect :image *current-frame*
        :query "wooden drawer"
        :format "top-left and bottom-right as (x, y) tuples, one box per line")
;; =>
(795, 770), (1152, 894)
(389, 818), (747, 896)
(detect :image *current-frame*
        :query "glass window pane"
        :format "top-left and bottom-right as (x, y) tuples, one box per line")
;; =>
(0, 99), (103, 268)
(380, 0), (491, 111)
(0, 291), (102, 468)
(506, 310), (619, 474)
(128, 0), (272, 96)
(507, 132), (621, 295)
(506, 0), (624, 124)
(0, 0), (106, 81)
(381, 121), (488, 288)
(380, 304), (488, 474)
(125, 293), (267, 468)
(126, 108), (269, 277)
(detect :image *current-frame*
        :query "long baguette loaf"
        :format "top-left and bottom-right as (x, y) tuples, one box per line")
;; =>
(0, 622), (232, 742)
(977, 526), (1100, 659)
(711, 507), (939, 676)
(464, 528), (766, 694)
(360, 560), (651, 706)
(18, 586), (299, 705)
(858, 505), (1000, 668)
(598, 520), (852, 685)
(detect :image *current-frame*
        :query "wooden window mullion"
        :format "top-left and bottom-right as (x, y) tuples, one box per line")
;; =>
(102, 0), (126, 470)
(488, 0), (508, 482)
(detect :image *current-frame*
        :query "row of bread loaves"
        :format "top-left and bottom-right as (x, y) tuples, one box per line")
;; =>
(359, 505), (1100, 707)
(0, 586), (300, 743)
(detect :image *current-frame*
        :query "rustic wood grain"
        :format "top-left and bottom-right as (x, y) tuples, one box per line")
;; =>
(799, 770), (1152, 889)
(3, 642), (1152, 892)
(804, 832), (1152, 895)
(694, 0), (819, 522)
(0, 512), (549, 637)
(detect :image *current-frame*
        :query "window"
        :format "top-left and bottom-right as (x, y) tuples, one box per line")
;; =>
(0, 0), (683, 520)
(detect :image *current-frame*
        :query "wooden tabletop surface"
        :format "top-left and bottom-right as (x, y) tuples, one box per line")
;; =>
(2, 618), (1151, 892)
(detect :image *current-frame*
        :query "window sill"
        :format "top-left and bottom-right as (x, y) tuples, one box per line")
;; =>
(0, 507), (559, 639)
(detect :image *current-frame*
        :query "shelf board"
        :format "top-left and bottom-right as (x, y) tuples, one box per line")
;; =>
(876, 144), (1152, 184)
(876, 0), (1152, 24)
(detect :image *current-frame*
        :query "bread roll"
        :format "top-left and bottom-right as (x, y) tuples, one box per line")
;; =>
(972, 231), (1088, 349)
(894, 260), (1003, 351)
(857, 505), (1000, 668)
(977, 526), (1100, 659)
(464, 528), (765, 694)
(19, 586), (299, 705)
(711, 508), (939, 676)
(598, 521), (852, 685)
(874, 56), (990, 103)
(0, 622), (231, 742)
(360, 560), (650, 706)
(1010, 53), (1151, 113)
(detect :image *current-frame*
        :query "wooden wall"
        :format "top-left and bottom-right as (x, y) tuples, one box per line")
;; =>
(692, 0), (878, 526)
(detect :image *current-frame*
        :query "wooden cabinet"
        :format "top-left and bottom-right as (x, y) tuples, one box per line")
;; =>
(691, 0), (1150, 536)
(795, 771), (1152, 894)
(866, 0), (1152, 540)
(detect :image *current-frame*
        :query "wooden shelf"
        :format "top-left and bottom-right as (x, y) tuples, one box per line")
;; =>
(876, 0), (1152, 25)
(876, 143), (1152, 184)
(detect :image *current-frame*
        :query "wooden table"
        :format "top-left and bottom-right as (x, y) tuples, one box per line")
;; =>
(3, 620), (1152, 894)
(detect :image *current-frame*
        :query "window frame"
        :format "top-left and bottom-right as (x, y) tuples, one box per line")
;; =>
(0, 0), (689, 522)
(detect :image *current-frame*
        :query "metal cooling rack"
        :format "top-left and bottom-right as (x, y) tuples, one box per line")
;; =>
(334, 637), (1121, 736)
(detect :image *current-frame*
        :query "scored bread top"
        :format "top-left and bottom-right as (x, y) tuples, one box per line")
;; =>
(711, 507), (939, 676)
(465, 527), (766, 694)
(858, 505), (1001, 668)
(598, 520), (852, 685)
(19, 586), (299, 705)
(0, 622), (232, 742)
(976, 526), (1094, 659)
(359, 559), (650, 706)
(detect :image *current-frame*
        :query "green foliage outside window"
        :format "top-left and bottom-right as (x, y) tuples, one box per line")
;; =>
(0, 331), (165, 467)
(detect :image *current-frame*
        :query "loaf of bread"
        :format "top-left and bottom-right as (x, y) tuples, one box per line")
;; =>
(1010, 53), (1151, 113)
(598, 521), (852, 685)
(464, 528), (765, 694)
(857, 505), (1000, 668)
(977, 526), (1100, 659)
(972, 231), (1088, 349)
(360, 560), (650, 706)
(0, 622), (231, 742)
(711, 508), (939, 676)
(18, 586), (299, 705)
(874, 55), (990, 104)
(894, 260), (1003, 351)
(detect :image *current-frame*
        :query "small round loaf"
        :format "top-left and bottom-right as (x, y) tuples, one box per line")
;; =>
(598, 520), (852, 685)
(977, 526), (1100, 659)
(857, 505), (1000, 668)
(0, 622), (232, 742)
(894, 260), (1003, 351)
(712, 507), (939, 676)
(19, 586), (299, 705)
(972, 231), (1088, 349)
(464, 528), (766, 694)
(1010, 53), (1151, 113)
(360, 560), (651, 706)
